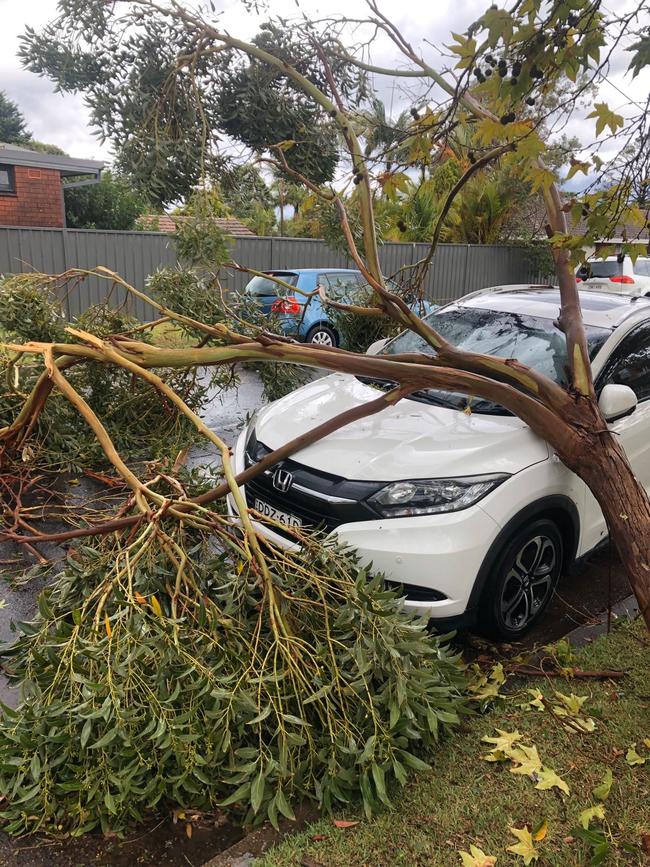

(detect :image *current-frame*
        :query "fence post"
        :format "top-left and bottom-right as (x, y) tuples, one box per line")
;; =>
(269, 236), (274, 271)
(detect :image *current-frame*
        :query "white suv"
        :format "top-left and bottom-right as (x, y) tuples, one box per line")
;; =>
(229, 286), (650, 638)
(577, 255), (650, 295)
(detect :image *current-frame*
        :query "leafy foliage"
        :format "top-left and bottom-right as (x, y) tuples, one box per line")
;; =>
(0, 532), (467, 836)
(0, 90), (30, 144)
(20, 14), (363, 202)
(214, 23), (357, 186)
(64, 171), (149, 230)
(147, 267), (226, 335)
(0, 277), (212, 470)
(173, 207), (233, 269)
(0, 275), (65, 343)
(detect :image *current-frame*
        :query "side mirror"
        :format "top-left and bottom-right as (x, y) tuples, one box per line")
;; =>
(366, 337), (389, 356)
(598, 383), (637, 422)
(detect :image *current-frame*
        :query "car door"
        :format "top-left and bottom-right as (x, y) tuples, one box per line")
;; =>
(582, 321), (650, 546)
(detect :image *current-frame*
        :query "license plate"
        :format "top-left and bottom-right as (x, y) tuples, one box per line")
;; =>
(254, 498), (302, 528)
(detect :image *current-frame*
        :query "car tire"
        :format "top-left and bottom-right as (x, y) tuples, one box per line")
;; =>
(478, 518), (563, 640)
(306, 324), (338, 347)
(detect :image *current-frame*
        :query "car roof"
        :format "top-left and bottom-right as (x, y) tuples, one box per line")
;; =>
(586, 255), (649, 262)
(458, 285), (650, 329)
(267, 268), (359, 275)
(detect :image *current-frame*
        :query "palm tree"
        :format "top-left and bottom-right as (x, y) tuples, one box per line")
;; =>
(362, 98), (411, 171)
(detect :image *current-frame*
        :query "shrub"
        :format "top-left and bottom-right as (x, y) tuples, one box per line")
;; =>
(0, 274), (66, 343)
(0, 533), (468, 836)
(0, 278), (213, 470)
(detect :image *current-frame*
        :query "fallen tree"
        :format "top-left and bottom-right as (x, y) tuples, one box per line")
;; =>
(0, 0), (649, 838)
(17, 0), (650, 627)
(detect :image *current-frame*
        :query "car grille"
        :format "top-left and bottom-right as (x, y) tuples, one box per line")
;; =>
(243, 432), (382, 535)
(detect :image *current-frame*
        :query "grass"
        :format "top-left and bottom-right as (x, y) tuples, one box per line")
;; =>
(258, 619), (650, 866)
(148, 319), (195, 348)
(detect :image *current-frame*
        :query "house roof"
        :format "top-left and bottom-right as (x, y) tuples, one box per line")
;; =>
(516, 193), (650, 244)
(0, 142), (104, 178)
(138, 213), (256, 236)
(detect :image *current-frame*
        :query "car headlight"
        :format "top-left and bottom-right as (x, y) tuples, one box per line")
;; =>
(368, 475), (508, 517)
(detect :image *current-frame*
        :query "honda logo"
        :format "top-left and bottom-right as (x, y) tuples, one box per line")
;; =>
(272, 467), (293, 493)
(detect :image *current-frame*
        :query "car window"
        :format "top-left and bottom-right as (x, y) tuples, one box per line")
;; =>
(633, 259), (650, 278)
(245, 273), (298, 296)
(323, 273), (362, 300)
(380, 306), (611, 414)
(579, 261), (621, 279)
(598, 323), (650, 402)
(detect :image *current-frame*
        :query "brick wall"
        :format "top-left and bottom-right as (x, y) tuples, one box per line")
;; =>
(0, 166), (64, 228)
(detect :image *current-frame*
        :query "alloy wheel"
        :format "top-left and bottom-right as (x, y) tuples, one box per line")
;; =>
(499, 534), (557, 631)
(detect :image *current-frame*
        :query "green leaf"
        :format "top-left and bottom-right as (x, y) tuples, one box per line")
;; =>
(251, 769), (265, 814)
(89, 728), (118, 749)
(592, 769), (613, 801)
(80, 718), (93, 749)
(399, 750), (431, 772)
(219, 781), (251, 807)
(586, 102), (625, 136)
(247, 705), (272, 725)
(371, 762), (391, 807)
(627, 34), (650, 78)
(507, 825), (540, 865)
(359, 734), (376, 764)
(104, 790), (117, 814)
(30, 753), (41, 781)
(625, 744), (646, 766)
(275, 787), (295, 820)
(580, 804), (605, 829)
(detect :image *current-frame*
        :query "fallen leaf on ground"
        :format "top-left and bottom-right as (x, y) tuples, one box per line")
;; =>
(592, 769), (613, 801)
(579, 804), (605, 829)
(301, 857), (325, 867)
(532, 820), (548, 842)
(458, 843), (497, 866)
(625, 745), (646, 766)
(525, 689), (545, 711)
(553, 691), (587, 715)
(482, 729), (523, 752)
(535, 767), (570, 795)
(507, 826), (539, 865)
(333, 820), (358, 829)
(641, 833), (650, 854)
(509, 744), (543, 777)
(482, 749), (510, 763)
(310, 834), (327, 842)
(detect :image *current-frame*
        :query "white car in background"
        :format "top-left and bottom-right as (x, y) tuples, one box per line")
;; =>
(577, 255), (650, 294)
(229, 285), (650, 639)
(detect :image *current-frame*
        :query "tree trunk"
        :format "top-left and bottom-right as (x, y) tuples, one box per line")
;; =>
(549, 411), (650, 630)
(580, 444), (650, 629)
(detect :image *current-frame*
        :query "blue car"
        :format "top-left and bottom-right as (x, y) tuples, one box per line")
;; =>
(243, 268), (433, 347)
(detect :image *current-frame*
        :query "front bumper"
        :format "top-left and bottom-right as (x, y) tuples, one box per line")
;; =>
(228, 434), (501, 622)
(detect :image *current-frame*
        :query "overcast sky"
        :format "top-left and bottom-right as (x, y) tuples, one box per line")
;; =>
(2, 0), (648, 167)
